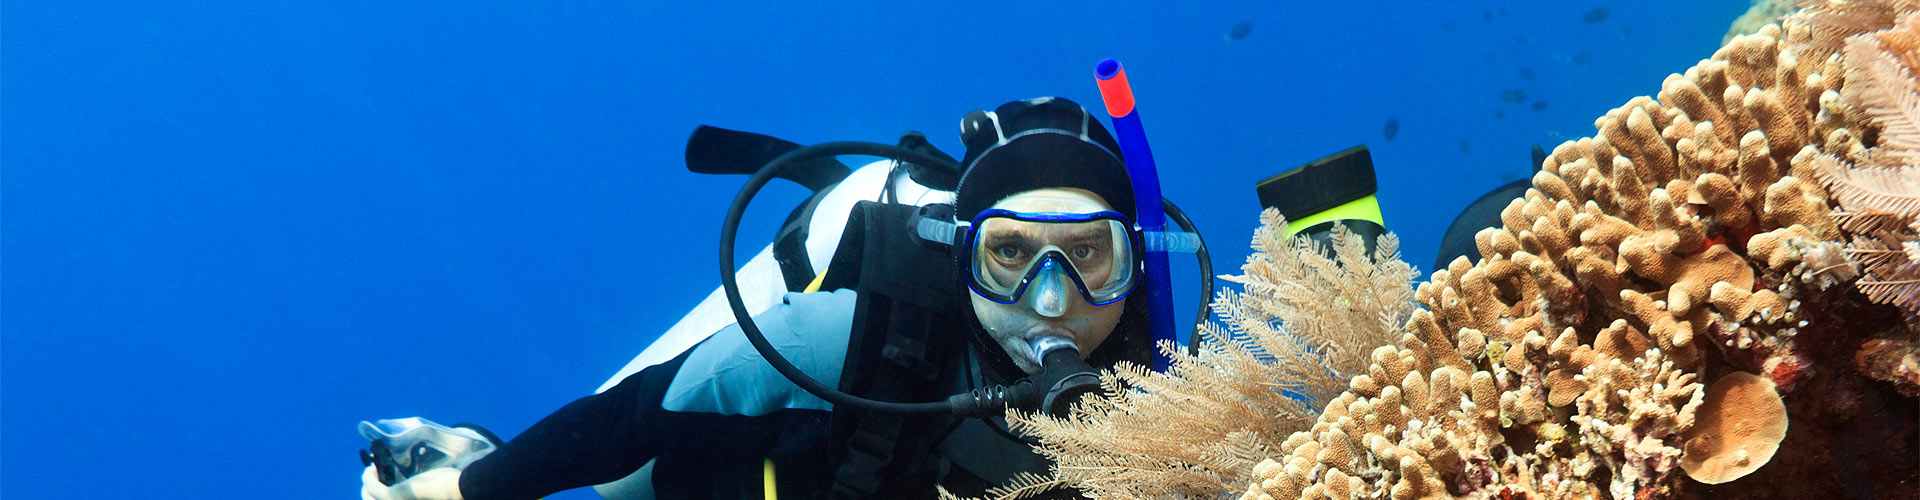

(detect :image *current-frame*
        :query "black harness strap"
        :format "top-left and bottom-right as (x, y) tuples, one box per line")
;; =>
(817, 201), (971, 499)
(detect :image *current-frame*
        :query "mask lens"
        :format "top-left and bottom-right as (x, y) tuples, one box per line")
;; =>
(970, 215), (1136, 303)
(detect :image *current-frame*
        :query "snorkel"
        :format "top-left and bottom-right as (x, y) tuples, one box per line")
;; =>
(1094, 59), (1177, 371)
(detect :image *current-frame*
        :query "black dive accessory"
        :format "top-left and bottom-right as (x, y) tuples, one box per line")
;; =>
(1257, 145), (1389, 255)
(718, 141), (1212, 417)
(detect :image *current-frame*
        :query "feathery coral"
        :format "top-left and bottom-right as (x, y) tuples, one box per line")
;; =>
(1003, 211), (1415, 499)
(1811, 7), (1920, 396)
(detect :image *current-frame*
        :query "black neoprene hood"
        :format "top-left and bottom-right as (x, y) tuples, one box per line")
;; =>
(953, 97), (1137, 221)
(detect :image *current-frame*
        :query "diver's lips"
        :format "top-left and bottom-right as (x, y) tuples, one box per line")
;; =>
(1022, 326), (1079, 341)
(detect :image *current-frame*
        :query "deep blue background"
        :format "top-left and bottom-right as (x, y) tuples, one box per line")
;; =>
(4, 1), (1744, 497)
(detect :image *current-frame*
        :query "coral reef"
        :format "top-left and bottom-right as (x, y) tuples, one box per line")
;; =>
(1000, 213), (1418, 499)
(1007, 2), (1920, 499)
(1241, 2), (1920, 498)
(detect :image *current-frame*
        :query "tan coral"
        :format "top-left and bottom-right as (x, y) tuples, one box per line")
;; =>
(1680, 372), (1789, 484)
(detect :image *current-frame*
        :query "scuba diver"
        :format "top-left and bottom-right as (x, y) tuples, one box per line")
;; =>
(363, 96), (1173, 500)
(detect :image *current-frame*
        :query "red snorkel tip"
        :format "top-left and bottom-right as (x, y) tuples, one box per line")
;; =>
(1094, 59), (1136, 118)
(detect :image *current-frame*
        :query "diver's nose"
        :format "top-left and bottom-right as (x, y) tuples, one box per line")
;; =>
(1027, 259), (1072, 318)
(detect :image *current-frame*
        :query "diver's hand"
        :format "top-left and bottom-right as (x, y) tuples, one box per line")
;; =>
(361, 465), (463, 500)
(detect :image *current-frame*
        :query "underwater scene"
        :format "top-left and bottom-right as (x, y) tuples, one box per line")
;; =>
(6, 0), (1918, 498)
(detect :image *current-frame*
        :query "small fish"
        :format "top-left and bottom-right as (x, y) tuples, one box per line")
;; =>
(1459, 139), (1473, 154)
(1501, 89), (1528, 103)
(1532, 100), (1550, 111)
(1583, 7), (1609, 24)
(1483, 9), (1494, 22)
(1572, 50), (1592, 65)
(1383, 118), (1401, 142)
(1519, 67), (1536, 81)
(1227, 20), (1254, 41)
(1442, 21), (1458, 33)
(1495, 109), (1507, 119)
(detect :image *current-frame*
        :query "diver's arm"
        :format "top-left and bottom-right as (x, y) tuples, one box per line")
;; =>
(454, 344), (676, 499)
(455, 289), (856, 500)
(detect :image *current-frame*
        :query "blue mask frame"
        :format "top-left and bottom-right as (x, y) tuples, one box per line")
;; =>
(958, 208), (1144, 306)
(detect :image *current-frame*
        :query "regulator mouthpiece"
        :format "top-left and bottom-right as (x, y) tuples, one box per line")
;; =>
(1029, 336), (1102, 417)
(944, 336), (1105, 417)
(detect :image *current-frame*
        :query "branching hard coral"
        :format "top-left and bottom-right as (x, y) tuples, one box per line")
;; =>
(1003, 210), (1416, 499)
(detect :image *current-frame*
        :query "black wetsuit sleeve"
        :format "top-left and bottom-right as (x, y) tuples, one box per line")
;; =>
(454, 289), (857, 500)
(456, 351), (690, 500)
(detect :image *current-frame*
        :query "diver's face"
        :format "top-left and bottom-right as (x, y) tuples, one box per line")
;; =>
(969, 188), (1127, 374)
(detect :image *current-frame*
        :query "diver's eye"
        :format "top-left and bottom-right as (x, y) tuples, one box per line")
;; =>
(995, 245), (1025, 261)
(1070, 245), (1098, 260)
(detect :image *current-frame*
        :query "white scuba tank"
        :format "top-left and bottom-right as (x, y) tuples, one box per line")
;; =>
(595, 159), (953, 394)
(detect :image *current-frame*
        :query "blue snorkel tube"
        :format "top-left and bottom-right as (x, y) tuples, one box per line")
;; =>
(1095, 59), (1178, 372)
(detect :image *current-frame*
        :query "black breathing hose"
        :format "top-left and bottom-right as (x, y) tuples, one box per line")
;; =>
(721, 141), (1216, 415)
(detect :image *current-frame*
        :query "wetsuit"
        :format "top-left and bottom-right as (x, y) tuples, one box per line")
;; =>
(454, 289), (1076, 499)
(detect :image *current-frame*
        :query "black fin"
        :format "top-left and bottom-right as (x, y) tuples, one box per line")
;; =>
(684, 125), (853, 192)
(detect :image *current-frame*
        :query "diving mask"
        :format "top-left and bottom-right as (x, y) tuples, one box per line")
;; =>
(962, 208), (1140, 306)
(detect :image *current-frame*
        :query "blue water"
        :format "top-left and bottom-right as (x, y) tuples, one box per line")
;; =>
(4, 1), (1744, 497)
